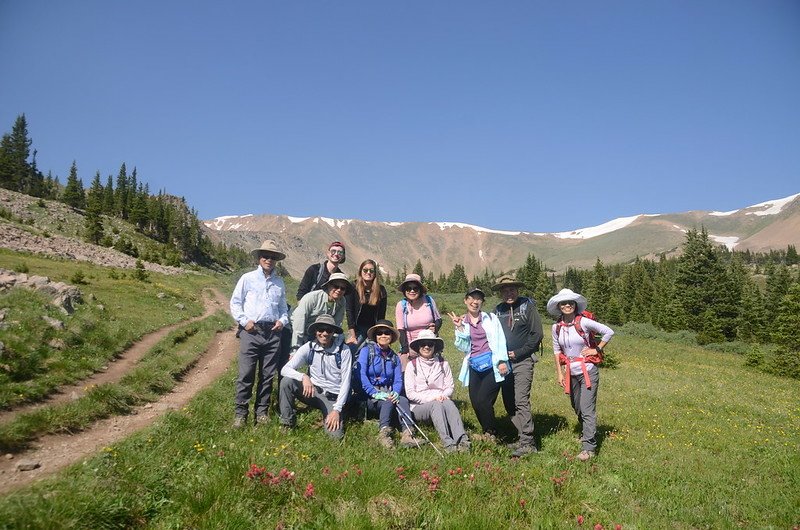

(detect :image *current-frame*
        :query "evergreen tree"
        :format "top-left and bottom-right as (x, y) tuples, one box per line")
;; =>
(445, 264), (468, 293)
(103, 175), (115, 214)
(766, 264), (791, 306)
(426, 272), (436, 292)
(675, 228), (729, 332)
(412, 259), (425, 279)
(736, 277), (766, 342)
(563, 267), (582, 293)
(516, 253), (543, 299)
(62, 161), (86, 208)
(0, 114), (34, 193)
(115, 163), (128, 218)
(786, 244), (799, 266)
(84, 171), (105, 244)
(585, 259), (611, 317)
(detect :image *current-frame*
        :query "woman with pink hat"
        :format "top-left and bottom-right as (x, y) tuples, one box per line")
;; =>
(394, 274), (442, 370)
(547, 288), (614, 462)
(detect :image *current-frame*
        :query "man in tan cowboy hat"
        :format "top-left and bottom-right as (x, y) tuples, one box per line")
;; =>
(279, 314), (352, 439)
(290, 272), (353, 349)
(229, 240), (290, 428)
(492, 275), (543, 457)
(296, 241), (347, 300)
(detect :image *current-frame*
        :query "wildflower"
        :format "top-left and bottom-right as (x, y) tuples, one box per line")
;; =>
(593, 524), (604, 530)
(304, 482), (315, 498)
(322, 466), (331, 476)
(519, 499), (527, 508)
(577, 514), (584, 525)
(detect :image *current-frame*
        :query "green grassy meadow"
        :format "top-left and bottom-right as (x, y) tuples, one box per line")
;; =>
(0, 270), (798, 529)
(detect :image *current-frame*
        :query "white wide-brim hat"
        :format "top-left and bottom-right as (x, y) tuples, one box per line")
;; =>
(546, 288), (588, 318)
(409, 329), (445, 353)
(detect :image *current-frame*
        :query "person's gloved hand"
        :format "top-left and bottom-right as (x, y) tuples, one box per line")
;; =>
(387, 391), (400, 403)
(373, 391), (389, 401)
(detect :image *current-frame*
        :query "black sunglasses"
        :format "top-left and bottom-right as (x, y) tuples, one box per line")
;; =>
(375, 330), (393, 336)
(316, 326), (337, 334)
(417, 341), (436, 349)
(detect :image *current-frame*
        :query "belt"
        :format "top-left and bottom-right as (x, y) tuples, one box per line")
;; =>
(314, 385), (338, 400)
(254, 321), (276, 332)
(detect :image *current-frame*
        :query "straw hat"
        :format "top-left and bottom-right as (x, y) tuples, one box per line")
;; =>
(397, 273), (426, 294)
(321, 272), (353, 295)
(366, 319), (400, 343)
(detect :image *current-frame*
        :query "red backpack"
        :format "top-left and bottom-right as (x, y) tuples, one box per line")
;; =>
(555, 311), (603, 365)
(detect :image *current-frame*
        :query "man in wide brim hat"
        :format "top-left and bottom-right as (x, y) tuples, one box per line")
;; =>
(291, 272), (352, 348)
(366, 319), (400, 343)
(250, 240), (286, 261)
(546, 289), (588, 318)
(491, 274), (543, 458)
(230, 239), (289, 429)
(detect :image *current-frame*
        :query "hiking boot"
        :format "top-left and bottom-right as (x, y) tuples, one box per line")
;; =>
(473, 432), (498, 444)
(400, 428), (417, 448)
(232, 416), (247, 429)
(377, 426), (395, 449)
(577, 450), (595, 462)
(511, 444), (538, 458)
(255, 415), (269, 426)
(279, 423), (295, 434)
(444, 444), (459, 453)
(456, 440), (472, 453)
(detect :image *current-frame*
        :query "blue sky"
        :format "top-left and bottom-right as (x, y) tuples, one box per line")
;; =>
(1, 1), (798, 233)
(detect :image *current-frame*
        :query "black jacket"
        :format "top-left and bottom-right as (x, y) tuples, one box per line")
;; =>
(494, 297), (543, 364)
(296, 261), (341, 300)
(345, 285), (388, 331)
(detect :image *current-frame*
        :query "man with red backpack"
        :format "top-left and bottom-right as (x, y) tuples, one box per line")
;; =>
(548, 288), (614, 462)
(492, 276), (543, 458)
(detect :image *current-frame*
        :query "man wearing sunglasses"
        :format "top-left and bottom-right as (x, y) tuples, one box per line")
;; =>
(229, 240), (290, 428)
(279, 314), (353, 439)
(296, 241), (346, 300)
(291, 272), (353, 350)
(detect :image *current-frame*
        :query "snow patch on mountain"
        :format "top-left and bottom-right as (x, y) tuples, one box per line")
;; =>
(746, 193), (800, 216)
(204, 214), (253, 230)
(433, 222), (522, 236)
(709, 235), (739, 250)
(554, 215), (640, 240)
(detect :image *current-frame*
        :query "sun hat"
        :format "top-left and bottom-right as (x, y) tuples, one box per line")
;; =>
(250, 240), (286, 261)
(409, 329), (445, 353)
(491, 275), (525, 291)
(366, 319), (400, 343)
(397, 273), (426, 294)
(546, 288), (588, 318)
(464, 287), (485, 299)
(321, 272), (353, 295)
(307, 313), (343, 336)
(329, 241), (346, 264)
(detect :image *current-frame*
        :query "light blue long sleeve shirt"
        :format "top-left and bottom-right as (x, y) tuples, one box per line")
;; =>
(455, 311), (510, 386)
(229, 266), (289, 327)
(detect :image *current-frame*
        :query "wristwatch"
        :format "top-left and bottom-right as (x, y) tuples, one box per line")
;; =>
(595, 346), (604, 354)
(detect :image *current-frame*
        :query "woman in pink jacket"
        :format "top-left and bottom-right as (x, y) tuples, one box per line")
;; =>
(403, 330), (470, 453)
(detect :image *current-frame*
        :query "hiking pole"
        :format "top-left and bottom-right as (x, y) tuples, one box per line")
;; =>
(397, 406), (445, 458)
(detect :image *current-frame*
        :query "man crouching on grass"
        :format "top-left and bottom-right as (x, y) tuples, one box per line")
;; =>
(279, 314), (352, 439)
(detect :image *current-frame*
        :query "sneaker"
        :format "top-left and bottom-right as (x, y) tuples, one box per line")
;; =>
(577, 450), (595, 461)
(232, 416), (247, 429)
(377, 426), (395, 449)
(511, 444), (538, 458)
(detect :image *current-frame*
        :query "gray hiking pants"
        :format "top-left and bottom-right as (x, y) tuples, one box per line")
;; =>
(411, 399), (468, 449)
(569, 368), (599, 452)
(501, 356), (535, 447)
(278, 377), (346, 439)
(235, 327), (282, 418)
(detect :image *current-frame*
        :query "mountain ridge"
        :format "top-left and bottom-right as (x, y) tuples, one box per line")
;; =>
(203, 193), (800, 279)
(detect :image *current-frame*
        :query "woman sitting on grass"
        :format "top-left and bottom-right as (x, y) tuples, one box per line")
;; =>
(548, 288), (614, 462)
(403, 329), (470, 453)
(356, 320), (415, 449)
(449, 287), (510, 443)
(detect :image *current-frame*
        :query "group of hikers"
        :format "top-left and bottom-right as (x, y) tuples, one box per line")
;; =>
(230, 239), (614, 461)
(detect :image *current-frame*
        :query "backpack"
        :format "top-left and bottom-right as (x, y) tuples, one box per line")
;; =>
(352, 341), (398, 396)
(307, 339), (347, 369)
(312, 261), (327, 291)
(555, 311), (602, 364)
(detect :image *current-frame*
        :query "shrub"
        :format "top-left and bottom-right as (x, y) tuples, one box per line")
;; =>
(13, 262), (29, 273)
(70, 270), (88, 285)
(132, 260), (149, 282)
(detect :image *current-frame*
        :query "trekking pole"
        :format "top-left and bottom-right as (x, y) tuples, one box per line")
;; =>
(397, 406), (445, 458)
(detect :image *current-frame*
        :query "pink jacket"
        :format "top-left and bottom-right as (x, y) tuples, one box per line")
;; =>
(403, 356), (454, 410)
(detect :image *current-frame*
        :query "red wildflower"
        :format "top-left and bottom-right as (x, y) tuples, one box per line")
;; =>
(304, 482), (315, 498)
(577, 514), (584, 525)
